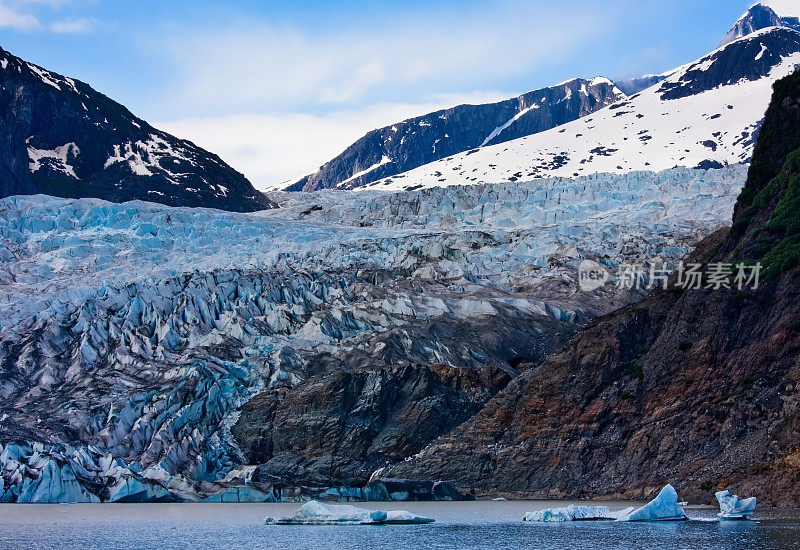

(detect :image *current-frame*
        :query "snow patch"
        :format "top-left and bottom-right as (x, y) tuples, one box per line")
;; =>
(340, 155), (392, 185)
(28, 142), (80, 178)
(480, 104), (539, 147)
(26, 64), (62, 91)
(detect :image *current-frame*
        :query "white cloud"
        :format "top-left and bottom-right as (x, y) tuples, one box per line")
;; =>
(0, 1), (105, 32)
(157, 92), (509, 191)
(0, 2), (41, 30)
(50, 17), (99, 33)
(155, 2), (611, 115)
(764, 0), (800, 19)
(319, 60), (386, 104)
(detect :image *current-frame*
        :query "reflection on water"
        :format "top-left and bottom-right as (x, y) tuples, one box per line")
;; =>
(0, 500), (798, 550)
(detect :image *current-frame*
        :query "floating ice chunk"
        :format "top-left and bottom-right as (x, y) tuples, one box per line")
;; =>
(524, 505), (632, 522)
(716, 490), (756, 519)
(264, 500), (434, 525)
(621, 484), (687, 522)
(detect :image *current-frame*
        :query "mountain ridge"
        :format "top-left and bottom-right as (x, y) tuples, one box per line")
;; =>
(720, 3), (800, 47)
(364, 27), (800, 191)
(288, 77), (625, 192)
(0, 46), (273, 212)
(284, 6), (800, 194)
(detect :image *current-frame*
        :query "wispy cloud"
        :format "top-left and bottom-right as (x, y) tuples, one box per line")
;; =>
(0, 2), (41, 30)
(0, 0), (106, 33)
(156, 2), (613, 116)
(50, 16), (101, 33)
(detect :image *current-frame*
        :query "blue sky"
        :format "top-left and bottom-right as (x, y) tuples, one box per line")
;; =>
(0, 0), (787, 188)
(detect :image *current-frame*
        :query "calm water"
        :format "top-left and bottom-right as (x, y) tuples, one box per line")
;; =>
(1, 500), (798, 549)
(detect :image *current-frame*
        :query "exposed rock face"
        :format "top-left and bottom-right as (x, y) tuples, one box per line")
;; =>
(384, 71), (800, 506)
(660, 28), (800, 100)
(719, 3), (800, 48)
(0, 46), (271, 212)
(232, 363), (511, 488)
(289, 77), (624, 191)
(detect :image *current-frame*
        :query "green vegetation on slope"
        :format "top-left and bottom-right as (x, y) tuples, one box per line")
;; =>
(730, 71), (800, 277)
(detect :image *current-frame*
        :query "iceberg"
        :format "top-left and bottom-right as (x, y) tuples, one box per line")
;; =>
(264, 500), (435, 525)
(621, 484), (687, 522)
(716, 490), (757, 519)
(523, 505), (633, 522)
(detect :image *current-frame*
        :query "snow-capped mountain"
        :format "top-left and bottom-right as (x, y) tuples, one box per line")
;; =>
(719, 3), (800, 47)
(0, 46), (272, 212)
(364, 27), (800, 192)
(288, 78), (624, 191)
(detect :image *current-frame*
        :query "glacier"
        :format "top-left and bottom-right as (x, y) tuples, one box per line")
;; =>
(264, 500), (434, 525)
(0, 165), (748, 502)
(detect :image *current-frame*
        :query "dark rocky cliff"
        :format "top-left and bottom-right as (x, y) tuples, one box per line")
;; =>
(383, 70), (800, 506)
(0, 46), (272, 212)
(232, 363), (511, 490)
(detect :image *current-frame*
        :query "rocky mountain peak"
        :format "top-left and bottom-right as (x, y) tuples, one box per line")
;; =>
(719, 3), (800, 47)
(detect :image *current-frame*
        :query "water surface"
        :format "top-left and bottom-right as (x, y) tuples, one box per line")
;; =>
(1, 500), (797, 549)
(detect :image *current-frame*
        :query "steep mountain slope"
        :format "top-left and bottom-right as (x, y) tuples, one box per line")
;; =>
(385, 70), (800, 506)
(0, 46), (272, 212)
(0, 162), (745, 502)
(719, 3), (800, 47)
(288, 78), (624, 191)
(368, 28), (800, 192)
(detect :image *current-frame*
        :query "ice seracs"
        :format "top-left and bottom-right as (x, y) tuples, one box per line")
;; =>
(716, 490), (757, 519)
(523, 505), (634, 522)
(621, 484), (687, 522)
(264, 500), (434, 525)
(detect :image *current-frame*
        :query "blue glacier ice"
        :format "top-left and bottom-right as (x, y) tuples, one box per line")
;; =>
(523, 505), (634, 522)
(621, 484), (687, 522)
(716, 490), (757, 519)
